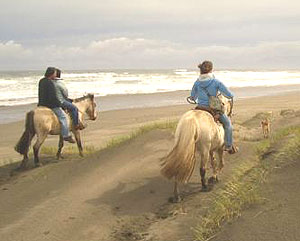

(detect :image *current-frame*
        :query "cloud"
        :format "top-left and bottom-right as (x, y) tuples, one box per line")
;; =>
(0, 38), (299, 70)
(0, 41), (31, 58)
(0, 41), (33, 69)
(1, 0), (299, 47)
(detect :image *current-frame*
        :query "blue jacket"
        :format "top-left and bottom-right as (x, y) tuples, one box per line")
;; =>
(191, 74), (234, 107)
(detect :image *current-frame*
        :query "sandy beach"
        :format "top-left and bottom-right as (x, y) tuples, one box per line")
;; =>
(0, 89), (300, 241)
(1, 89), (300, 165)
(2, 0), (300, 240)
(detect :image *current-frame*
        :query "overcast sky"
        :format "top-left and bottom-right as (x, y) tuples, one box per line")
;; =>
(0, 0), (299, 70)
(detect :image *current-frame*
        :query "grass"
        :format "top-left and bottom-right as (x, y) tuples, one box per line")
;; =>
(40, 145), (96, 155)
(105, 120), (177, 149)
(39, 120), (178, 156)
(255, 125), (300, 156)
(194, 125), (300, 241)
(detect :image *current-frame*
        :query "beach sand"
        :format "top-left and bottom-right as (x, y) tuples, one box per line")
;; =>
(1, 90), (300, 165)
(0, 90), (300, 241)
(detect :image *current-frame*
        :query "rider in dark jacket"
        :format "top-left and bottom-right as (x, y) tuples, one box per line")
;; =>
(38, 67), (75, 143)
(38, 67), (61, 108)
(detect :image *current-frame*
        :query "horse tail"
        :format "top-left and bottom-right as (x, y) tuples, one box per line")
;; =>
(161, 113), (198, 183)
(15, 111), (35, 155)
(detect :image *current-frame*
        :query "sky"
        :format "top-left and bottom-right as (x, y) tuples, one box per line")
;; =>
(0, 0), (299, 70)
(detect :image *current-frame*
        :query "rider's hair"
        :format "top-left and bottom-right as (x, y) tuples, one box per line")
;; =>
(56, 68), (62, 78)
(44, 67), (56, 78)
(198, 61), (213, 74)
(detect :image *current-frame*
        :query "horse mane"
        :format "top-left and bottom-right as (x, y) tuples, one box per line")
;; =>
(73, 94), (94, 103)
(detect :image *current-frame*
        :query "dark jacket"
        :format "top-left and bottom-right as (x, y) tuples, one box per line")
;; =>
(38, 77), (61, 108)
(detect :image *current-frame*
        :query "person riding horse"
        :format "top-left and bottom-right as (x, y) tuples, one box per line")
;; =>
(38, 67), (85, 143)
(190, 61), (237, 154)
(54, 69), (86, 130)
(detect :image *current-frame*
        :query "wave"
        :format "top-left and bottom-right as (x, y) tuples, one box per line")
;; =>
(0, 69), (300, 106)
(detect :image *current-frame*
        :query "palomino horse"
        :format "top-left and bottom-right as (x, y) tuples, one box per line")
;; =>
(15, 94), (97, 168)
(161, 95), (233, 202)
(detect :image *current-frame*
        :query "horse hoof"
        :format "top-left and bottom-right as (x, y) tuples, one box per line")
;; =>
(16, 165), (25, 171)
(201, 186), (210, 192)
(168, 196), (182, 203)
(56, 155), (64, 160)
(18, 162), (27, 170)
(35, 162), (43, 168)
(208, 176), (219, 185)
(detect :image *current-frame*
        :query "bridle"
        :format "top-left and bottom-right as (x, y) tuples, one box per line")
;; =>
(86, 96), (97, 120)
(228, 98), (234, 118)
(74, 94), (97, 121)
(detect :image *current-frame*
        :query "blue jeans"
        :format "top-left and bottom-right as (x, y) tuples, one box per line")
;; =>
(219, 114), (233, 148)
(61, 101), (79, 126)
(52, 107), (70, 138)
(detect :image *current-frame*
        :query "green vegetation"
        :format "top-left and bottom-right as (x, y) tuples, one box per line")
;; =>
(255, 125), (300, 155)
(35, 119), (300, 241)
(40, 145), (96, 156)
(39, 120), (178, 156)
(105, 120), (177, 149)
(194, 125), (300, 241)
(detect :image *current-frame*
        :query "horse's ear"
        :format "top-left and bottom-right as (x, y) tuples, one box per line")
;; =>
(90, 93), (94, 100)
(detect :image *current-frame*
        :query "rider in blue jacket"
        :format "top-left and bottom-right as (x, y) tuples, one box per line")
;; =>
(191, 61), (237, 154)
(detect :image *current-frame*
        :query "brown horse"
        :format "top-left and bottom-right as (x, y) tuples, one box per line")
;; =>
(15, 94), (97, 168)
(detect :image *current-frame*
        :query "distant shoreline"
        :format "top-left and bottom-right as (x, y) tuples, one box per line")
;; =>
(1, 84), (300, 124)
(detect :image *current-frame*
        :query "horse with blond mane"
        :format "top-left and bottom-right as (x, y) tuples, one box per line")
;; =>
(15, 94), (97, 168)
(161, 95), (233, 202)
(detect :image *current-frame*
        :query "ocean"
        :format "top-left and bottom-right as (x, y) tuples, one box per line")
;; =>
(1, 69), (300, 107)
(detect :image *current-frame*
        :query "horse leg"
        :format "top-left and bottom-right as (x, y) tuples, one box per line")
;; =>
(33, 132), (47, 167)
(217, 148), (225, 174)
(208, 151), (218, 185)
(20, 153), (29, 169)
(18, 130), (35, 169)
(56, 135), (64, 160)
(200, 148), (210, 191)
(73, 130), (83, 157)
(172, 180), (182, 203)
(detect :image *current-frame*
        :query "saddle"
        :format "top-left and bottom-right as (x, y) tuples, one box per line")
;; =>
(195, 106), (221, 122)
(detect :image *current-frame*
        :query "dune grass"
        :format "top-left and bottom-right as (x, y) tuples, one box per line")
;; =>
(105, 120), (177, 149)
(39, 120), (178, 156)
(40, 145), (96, 156)
(194, 125), (300, 241)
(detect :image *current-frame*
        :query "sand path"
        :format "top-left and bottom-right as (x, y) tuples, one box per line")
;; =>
(0, 92), (300, 241)
(0, 130), (175, 241)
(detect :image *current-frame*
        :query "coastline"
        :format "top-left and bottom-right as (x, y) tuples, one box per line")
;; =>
(0, 89), (300, 166)
(1, 84), (300, 124)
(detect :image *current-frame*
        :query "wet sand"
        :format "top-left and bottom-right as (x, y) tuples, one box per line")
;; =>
(1, 84), (300, 124)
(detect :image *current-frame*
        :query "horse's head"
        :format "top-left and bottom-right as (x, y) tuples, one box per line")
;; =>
(85, 94), (97, 121)
(218, 94), (233, 117)
(74, 94), (98, 121)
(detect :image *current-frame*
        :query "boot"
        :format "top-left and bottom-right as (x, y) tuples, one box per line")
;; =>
(225, 145), (239, 154)
(74, 122), (87, 130)
(63, 136), (76, 143)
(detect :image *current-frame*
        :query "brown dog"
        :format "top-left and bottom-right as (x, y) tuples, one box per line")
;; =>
(261, 119), (271, 138)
